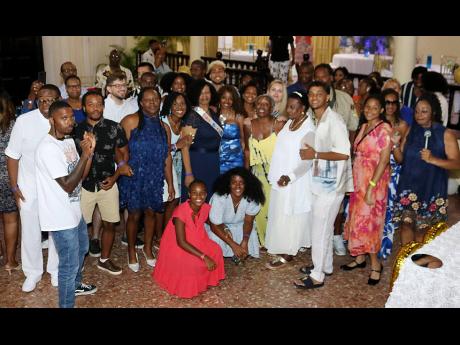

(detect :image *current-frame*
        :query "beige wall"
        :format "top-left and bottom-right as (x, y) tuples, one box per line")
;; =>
(42, 36), (128, 87)
(417, 36), (460, 65)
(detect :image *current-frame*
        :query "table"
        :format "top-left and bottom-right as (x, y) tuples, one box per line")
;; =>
(385, 222), (460, 308)
(221, 50), (265, 63)
(331, 53), (393, 75)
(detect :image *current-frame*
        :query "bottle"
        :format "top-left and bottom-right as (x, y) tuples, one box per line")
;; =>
(426, 55), (432, 69)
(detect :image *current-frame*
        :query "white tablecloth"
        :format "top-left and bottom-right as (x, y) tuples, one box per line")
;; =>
(331, 53), (393, 75)
(385, 222), (460, 308)
(222, 50), (265, 62)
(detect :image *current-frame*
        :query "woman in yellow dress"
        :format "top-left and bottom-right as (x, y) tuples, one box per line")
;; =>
(244, 94), (286, 248)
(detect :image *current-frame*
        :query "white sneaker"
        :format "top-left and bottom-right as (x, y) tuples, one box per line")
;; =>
(51, 274), (58, 287)
(41, 239), (49, 249)
(333, 235), (347, 256)
(22, 276), (41, 292)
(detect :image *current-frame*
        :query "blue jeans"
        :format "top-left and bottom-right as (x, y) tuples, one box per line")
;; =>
(51, 217), (88, 308)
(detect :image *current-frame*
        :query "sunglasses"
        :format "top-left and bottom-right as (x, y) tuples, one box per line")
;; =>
(385, 100), (399, 105)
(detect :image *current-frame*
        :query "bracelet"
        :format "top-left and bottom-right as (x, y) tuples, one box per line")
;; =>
(392, 143), (400, 150)
(118, 160), (126, 167)
(200, 253), (205, 260)
(11, 184), (19, 193)
(314, 152), (319, 160)
(185, 172), (193, 177)
(369, 179), (377, 188)
(243, 234), (250, 239)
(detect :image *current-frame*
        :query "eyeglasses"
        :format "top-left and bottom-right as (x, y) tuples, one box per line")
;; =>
(385, 100), (399, 105)
(109, 84), (127, 89)
(38, 98), (57, 105)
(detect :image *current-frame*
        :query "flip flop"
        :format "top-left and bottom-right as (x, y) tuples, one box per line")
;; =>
(265, 256), (291, 270)
(293, 276), (324, 289)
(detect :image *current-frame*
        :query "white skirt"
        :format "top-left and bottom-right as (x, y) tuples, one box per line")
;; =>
(162, 163), (180, 202)
(265, 188), (312, 255)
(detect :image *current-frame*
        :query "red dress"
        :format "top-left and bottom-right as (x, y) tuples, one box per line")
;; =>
(152, 201), (225, 298)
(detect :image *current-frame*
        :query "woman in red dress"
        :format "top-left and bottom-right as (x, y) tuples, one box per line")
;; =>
(153, 180), (225, 298)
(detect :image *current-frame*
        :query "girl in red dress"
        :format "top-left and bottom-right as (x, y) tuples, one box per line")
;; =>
(153, 180), (225, 298)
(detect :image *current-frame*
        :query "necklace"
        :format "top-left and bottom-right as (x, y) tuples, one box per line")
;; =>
(168, 115), (181, 134)
(289, 114), (308, 131)
(231, 197), (242, 213)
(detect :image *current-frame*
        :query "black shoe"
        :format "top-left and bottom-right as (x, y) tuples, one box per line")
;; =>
(367, 264), (383, 285)
(340, 259), (366, 271)
(299, 265), (332, 276)
(88, 239), (101, 258)
(121, 235), (144, 249)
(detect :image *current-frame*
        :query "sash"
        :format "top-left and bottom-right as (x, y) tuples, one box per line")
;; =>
(194, 107), (223, 137)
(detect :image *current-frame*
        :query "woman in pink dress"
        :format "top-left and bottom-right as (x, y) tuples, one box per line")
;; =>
(153, 180), (225, 298)
(343, 94), (391, 286)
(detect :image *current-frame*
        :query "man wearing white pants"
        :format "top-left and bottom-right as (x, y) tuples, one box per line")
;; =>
(6, 85), (61, 292)
(295, 81), (352, 289)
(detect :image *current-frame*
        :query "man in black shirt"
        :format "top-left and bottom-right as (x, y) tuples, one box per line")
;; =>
(73, 91), (132, 275)
(267, 36), (295, 84)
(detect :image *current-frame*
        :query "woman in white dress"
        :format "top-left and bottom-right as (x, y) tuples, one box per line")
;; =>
(265, 91), (315, 269)
(159, 92), (193, 238)
(207, 167), (266, 264)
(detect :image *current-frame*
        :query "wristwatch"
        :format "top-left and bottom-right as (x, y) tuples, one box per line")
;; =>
(314, 152), (319, 160)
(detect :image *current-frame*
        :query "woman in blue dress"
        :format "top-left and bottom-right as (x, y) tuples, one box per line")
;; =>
(393, 92), (460, 245)
(217, 85), (245, 174)
(120, 87), (174, 272)
(379, 89), (409, 260)
(207, 167), (265, 264)
(182, 80), (221, 202)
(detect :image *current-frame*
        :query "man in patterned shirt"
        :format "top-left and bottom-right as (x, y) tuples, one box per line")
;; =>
(73, 91), (132, 275)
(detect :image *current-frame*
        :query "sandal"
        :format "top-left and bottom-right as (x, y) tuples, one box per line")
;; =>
(293, 276), (324, 289)
(367, 264), (383, 286)
(265, 256), (291, 270)
(340, 259), (366, 271)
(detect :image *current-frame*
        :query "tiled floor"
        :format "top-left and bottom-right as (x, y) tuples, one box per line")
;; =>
(1, 194), (460, 308)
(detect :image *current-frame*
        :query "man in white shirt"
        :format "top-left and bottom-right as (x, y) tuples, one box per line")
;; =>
(103, 74), (139, 123)
(294, 81), (352, 289)
(6, 85), (61, 292)
(141, 39), (160, 66)
(314, 63), (358, 255)
(58, 62), (88, 99)
(35, 101), (97, 307)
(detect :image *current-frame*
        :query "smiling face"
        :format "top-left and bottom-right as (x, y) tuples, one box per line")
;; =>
(210, 66), (225, 85)
(219, 90), (234, 112)
(384, 93), (399, 117)
(307, 86), (329, 111)
(243, 86), (257, 105)
(268, 82), (284, 103)
(172, 76), (186, 93)
(363, 98), (384, 123)
(65, 77), (81, 99)
(189, 182), (207, 209)
(140, 89), (161, 116)
(38, 88), (59, 118)
(83, 94), (104, 122)
(414, 100), (433, 127)
(171, 94), (187, 119)
(314, 67), (333, 87)
(199, 85), (212, 107)
(255, 96), (273, 118)
(230, 175), (245, 199)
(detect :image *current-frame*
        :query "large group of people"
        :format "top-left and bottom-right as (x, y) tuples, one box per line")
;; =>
(1, 40), (460, 306)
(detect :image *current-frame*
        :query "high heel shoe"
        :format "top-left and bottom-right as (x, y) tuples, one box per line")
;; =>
(127, 253), (140, 273)
(5, 263), (21, 275)
(368, 264), (383, 285)
(142, 249), (157, 267)
(340, 259), (366, 271)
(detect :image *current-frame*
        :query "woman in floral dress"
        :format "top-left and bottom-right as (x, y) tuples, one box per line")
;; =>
(343, 94), (391, 285)
(393, 92), (460, 245)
